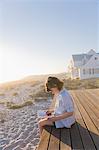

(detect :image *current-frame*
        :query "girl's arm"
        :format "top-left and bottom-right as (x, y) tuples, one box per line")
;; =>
(48, 111), (74, 122)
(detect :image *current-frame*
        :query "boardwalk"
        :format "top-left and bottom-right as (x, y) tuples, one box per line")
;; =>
(37, 89), (99, 150)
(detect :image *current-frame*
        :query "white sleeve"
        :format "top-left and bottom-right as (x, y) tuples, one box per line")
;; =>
(62, 92), (74, 112)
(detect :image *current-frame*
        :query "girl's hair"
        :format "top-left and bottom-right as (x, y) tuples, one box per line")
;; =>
(45, 76), (64, 92)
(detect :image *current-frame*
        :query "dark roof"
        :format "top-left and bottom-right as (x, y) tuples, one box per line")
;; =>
(72, 54), (92, 61)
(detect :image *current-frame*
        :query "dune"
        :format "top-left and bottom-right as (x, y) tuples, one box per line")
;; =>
(0, 79), (51, 150)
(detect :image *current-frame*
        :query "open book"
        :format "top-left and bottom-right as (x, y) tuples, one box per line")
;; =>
(38, 110), (55, 118)
(37, 110), (47, 118)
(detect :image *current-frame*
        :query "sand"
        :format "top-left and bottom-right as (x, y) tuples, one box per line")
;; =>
(0, 99), (51, 150)
(0, 82), (51, 150)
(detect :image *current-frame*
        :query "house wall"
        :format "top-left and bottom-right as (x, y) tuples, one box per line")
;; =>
(80, 68), (99, 79)
(69, 53), (99, 79)
(71, 67), (79, 79)
(79, 54), (99, 79)
(74, 61), (83, 67)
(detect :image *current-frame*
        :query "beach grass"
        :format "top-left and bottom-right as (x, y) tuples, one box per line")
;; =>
(63, 78), (99, 90)
(0, 77), (99, 110)
(6, 100), (33, 109)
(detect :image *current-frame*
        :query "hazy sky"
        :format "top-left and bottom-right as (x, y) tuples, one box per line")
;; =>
(0, 0), (99, 83)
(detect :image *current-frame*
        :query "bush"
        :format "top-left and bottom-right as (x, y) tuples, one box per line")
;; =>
(0, 100), (6, 104)
(64, 78), (99, 90)
(0, 93), (5, 96)
(6, 100), (33, 109)
(0, 111), (7, 123)
(13, 92), (18, 96)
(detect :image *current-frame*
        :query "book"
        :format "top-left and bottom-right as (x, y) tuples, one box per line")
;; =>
(37, 110), (55, 118)
(37, 110), (47, 118)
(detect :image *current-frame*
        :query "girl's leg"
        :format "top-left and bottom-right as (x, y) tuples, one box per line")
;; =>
(38, 118), (54, 136)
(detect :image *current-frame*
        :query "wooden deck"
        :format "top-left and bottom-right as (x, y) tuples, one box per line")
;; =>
(37, 89), (99, 150)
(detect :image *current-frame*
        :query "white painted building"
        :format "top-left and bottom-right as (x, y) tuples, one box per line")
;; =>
(68, 49), (99, 79)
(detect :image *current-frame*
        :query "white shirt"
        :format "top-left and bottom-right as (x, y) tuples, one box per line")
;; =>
(54, 88), (75, 128)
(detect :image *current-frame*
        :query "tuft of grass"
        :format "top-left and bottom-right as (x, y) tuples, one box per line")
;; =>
(0, 93), (5, 96)
(6, 101), (15, 107)
(6, 100), (33, 109)
(63, 78), (99, 90)
(0, 100), (6, 105)
(29, 94), (34, 99)
(0, 111), (7, 123)
(13, 92), (18, 96)
(34, 86), (50, 98)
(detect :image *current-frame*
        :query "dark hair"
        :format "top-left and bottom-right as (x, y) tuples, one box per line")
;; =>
(45, 76), (64, 92)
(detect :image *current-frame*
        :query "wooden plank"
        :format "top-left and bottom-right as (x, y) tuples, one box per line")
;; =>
(81, 90), (99, 117)
(86, 90), (99, 105)
(94, 89), (99, 97)
(60, 128), (71, 150)
(37, 126), (52, 150)
(37, 97), (57, 150)
(70, 91), (96, 150)
(72, 90), (99, 149)
(37, 89), (99, 150)
(48, 126), (60, 150)
(67, 93), (84, 149)
(75, 90), (99, 133)
(77, 91), (99, 130)
(70, 122), (84, 150)
(82, 90), (99, 111)
(88, 89), (99, 98)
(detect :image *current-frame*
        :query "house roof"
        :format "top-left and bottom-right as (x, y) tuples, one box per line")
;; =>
(72, 50), (99, 62)
(72, 54), (92, 62)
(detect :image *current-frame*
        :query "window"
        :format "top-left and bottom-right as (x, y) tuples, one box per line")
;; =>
(83, 69), (85, 75)
(89, 68), (91, 74)
(92, 68), (94, 74)
(95, 57), (98, 60)
(95, 68), (99, 74)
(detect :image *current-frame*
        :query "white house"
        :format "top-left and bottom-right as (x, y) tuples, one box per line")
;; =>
(68, 49), (99, 79)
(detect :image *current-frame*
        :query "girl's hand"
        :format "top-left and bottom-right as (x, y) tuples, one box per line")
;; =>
(47, 116), (56, 122)
(46, 111), (52, 116)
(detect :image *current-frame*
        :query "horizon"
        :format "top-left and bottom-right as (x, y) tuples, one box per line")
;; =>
(0, 71), (68, 85)
(0, 0), (98, 83)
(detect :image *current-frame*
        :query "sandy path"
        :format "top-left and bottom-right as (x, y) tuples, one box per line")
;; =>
(0, 98), (51, 150)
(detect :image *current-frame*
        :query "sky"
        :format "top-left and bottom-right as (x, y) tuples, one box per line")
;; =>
(0, 0), (99, 83)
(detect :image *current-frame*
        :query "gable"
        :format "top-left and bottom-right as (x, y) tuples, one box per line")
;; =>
(72, 54), (92, 62)
(87, 49), (96, 55)
(81, 53), (99, 68)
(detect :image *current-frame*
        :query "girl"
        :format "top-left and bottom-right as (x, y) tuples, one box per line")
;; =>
(38, 77), (75, 135)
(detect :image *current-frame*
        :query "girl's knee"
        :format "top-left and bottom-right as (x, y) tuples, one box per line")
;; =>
(39, 118), (48, 127)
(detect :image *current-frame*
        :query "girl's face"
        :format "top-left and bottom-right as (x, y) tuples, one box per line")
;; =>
(50, 87), (60, 95)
